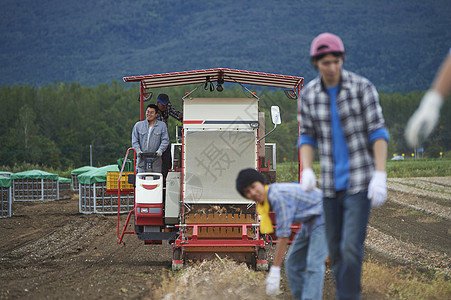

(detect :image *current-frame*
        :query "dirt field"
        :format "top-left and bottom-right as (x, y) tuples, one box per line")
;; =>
(1, 177), (450, 299)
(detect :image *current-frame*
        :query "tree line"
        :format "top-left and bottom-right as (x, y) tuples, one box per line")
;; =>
(0, 82), (449, 170)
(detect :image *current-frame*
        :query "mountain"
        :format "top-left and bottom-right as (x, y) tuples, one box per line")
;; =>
(1, 0), (450, 92)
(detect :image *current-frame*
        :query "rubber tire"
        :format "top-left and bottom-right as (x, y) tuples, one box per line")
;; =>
(172, 248), (183, 271)
(256, 247), (268, 271)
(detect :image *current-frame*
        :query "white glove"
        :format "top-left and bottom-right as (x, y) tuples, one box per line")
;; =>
(405, 90), (443, 148)
(301, 168), (316, 191)
(265, 266), (281, 296)
(156, 150), (162, 157)
(368, 171), (387, 208)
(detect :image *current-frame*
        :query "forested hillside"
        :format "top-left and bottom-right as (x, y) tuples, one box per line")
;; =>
(1, 0), (450, 92)
(0, 83), (449, 169)
(1, 0), (450, 169)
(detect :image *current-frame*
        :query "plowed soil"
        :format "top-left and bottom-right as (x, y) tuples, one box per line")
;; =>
(1, 177), (450, 299)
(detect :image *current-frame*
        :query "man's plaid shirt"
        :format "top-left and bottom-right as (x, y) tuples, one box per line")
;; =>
(156, 104), (182, 126)
(268, 183), (324, 238)
(299, 69), (386, 198)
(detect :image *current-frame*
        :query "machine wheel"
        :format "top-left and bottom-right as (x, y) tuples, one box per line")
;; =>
(255, 247), (268, 271)
(172, 247), (183, 271)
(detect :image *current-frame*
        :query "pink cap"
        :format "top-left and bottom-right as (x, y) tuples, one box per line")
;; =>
(310, 33), (345, 57)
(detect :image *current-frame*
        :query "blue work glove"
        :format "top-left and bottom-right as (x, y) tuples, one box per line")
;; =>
(301, 168), (316, 191)
(265, 266), (280, 296)
(156, 150), (162, 157)
(368, 171), (387, 208)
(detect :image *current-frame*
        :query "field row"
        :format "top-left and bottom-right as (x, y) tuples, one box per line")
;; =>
(367, 177), (450, 276)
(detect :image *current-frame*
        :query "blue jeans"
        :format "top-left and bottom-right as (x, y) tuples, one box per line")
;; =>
(285, 222), (327, 300)
(323, 191), (371, 300)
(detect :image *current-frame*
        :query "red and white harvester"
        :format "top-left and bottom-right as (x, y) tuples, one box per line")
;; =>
(115, 68), (303, 270)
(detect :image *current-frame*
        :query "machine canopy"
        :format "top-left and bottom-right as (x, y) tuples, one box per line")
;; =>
(123, 68), (303, 90)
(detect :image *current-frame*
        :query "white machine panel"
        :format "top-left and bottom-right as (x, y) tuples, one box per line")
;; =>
(183, 130), (255, 204)
(135, 173), (163, 204)
(182, 97), (258, 204)
(183, 98), (259, 130)
(165, 172), (181, 224)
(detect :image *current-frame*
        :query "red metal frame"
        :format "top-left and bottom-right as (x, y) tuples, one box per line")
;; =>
(257, 122), (261, 171)
(140, 83), (144, 121)
(135, 203), (164, 226)
(297, 84), (303, 182)
(116, 147), (137, 244)
(180, 128), (185, 223)
(173, 223), (265, 248)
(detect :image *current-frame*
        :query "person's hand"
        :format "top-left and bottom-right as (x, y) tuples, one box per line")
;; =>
(265, 266), (280, 296)
(368, 171), (387, 208)
(138, 152), (143, 158)
(405, 90), (443, 148)
(301, 168), (316, 191)
(156, 150), (162, 157)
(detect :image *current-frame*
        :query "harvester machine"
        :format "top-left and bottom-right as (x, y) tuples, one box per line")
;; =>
(115, 68), (303, 270)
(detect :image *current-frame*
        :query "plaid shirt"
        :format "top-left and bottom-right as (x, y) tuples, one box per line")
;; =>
(268, 183), (324, 238)
(156, 104), (182, 126)
(299, 69), (386, 198)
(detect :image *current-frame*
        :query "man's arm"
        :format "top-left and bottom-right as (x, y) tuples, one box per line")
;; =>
(264, 236), (289, 296)
(131, 123), (142, 154)
(299, 144), (316, 190)
(264, 189), (294, 296)
(300, 144), (315, 169)
(158, 123), (170, 153)
(272, 237), (289, 267)
(368, 138), (388, 208)
(168, 105), (183, 122)
(405, 53), (450, 147)
(432, 53), (451, 97)
(372, 139), (387, 172)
